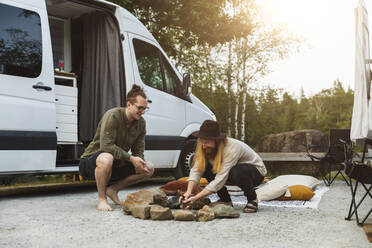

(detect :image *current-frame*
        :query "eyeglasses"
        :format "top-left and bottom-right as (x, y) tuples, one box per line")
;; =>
(133, 103), (150, 113)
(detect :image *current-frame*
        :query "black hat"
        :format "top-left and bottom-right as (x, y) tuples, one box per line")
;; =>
(192, 120), (226, 140)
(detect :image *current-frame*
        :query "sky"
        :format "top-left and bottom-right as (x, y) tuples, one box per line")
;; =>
(257, 0), (372, 98)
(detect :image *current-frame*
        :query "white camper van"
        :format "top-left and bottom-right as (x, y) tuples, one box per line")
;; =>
(0, 0), (215, 179)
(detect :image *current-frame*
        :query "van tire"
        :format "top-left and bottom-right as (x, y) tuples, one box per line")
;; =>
(174, 139), (197, 179)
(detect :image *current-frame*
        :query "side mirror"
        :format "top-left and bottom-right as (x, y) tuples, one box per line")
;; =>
(182, 73), (191, 95)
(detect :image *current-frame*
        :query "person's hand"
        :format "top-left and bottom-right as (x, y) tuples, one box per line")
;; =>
(182, 195), (197, 205)
(178, 192), (192, 205)
(179, 192), (198, 209)
(130, 156), (150, 174)
(135, 164), (150, 174)
(181, 195), (198, 209)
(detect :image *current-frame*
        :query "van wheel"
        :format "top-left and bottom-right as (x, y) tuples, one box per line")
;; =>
(174, 139), (197, 179)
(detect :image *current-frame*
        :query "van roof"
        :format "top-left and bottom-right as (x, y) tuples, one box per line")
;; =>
(91, 0), (158, 44)
(41, 0), (156, 45)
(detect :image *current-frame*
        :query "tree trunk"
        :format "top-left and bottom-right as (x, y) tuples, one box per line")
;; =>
(227, 42), (232, 136)
(241, 92), (247, 141)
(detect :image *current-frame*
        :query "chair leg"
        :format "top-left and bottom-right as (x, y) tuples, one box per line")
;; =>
(359, 206), (372, 226)
(339, 171), (350, 186)
(358, 183), (372, 226)
(328, 170), (342, 185)
(345, 178), (357, 221)
(321, 175), (331, 186)
(322, 170), (339, 186)
(328, 170), (350, 186)
(361, 184), (372, 198)
(323, 162), (350, 186)
(353, 181), (361, 225)
(324, 163), (332, 186)
(345, 180), (372, 226)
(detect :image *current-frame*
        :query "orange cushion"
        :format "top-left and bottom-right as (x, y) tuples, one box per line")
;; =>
(276, 185), (315, 201)
(178, 177), (209, 186)
(160, 180), (203, 196)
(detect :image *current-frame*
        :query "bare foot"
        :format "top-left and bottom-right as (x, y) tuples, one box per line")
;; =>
(106, 187), (121, 205)
(97, 198), (112, 211)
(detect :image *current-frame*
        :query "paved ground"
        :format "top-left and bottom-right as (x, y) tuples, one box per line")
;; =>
(0, 180), (371, 248)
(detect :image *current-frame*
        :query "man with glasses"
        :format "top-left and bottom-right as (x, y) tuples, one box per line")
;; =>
(79, 84), (154, 211)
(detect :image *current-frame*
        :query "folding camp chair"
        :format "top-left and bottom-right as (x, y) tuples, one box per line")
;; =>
(307, 129), (351, 186)
(344, 138), (372, 226)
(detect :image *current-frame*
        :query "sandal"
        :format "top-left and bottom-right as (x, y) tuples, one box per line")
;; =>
(243, 200), (258, 213)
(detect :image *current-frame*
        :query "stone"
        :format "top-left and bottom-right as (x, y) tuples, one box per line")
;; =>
(256, 129), (327, 152)
(168, 195), (181, 209)
(211, 204), (240, 218)
(196, 205), (215, 222)
(173, 210), (195, 221)
(148, 188), (170, 207)
(122, 204), (134, 215)
(122, 188), (169, 210)
(150, 205), (173, 220)
(130, 204), (151, 220)
(180, 197), (211, 210)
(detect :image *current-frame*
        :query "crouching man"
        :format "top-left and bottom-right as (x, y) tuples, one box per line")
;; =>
(181, 120), (266, 213)
(79, 85), (154, 211)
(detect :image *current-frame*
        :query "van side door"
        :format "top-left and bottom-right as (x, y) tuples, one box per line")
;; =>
(0, 0), (56, 173)
(128, 34), (187, 167)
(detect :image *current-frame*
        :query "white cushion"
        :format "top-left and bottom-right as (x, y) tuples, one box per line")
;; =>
(256, 181), (288, 201)
(268, 175), (322, 189)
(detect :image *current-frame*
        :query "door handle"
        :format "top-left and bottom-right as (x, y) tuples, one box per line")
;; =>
(33, 84), (52, 91)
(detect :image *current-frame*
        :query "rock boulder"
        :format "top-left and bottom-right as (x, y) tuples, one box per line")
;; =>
(131, 204), (151, 220)
(173, 210), (195, 221)
(150, 205), (173, 220)
(197, 205), (215, 222)
(122, 188), (169, 211)
(257, 129), (327, 152)
(212, 204), (240, 218)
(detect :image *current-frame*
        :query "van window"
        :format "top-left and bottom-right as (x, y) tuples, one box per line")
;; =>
(48, 18), (65, 70)
(133, 39), (164, 91)
(133, 38), (183, 98)
(0, 3), (42, 78)
(162, 55), (179, 95)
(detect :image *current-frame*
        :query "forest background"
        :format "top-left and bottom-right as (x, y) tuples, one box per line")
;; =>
(110, 0), (354, 148)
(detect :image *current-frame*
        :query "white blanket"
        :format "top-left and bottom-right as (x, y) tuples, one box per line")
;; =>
(208, 186), (329, 210)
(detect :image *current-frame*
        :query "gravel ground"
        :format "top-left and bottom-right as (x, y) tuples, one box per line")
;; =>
(0, 180), (371, 248)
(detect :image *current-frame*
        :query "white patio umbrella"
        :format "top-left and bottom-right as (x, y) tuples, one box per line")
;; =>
(351, 0), (372, 144)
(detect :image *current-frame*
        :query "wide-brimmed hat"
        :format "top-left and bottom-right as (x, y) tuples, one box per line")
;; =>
(192, 120), (226, 140)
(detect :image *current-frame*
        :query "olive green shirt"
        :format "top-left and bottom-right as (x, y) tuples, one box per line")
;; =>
(81, 107), (146, 161)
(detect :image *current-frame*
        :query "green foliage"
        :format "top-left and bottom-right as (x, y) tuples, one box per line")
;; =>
(308, 80), (354, 132)
(244, 94), (260, 146)
(206, 82), (354, 147)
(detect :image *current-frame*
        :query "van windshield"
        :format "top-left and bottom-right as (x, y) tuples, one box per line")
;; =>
(0, 3), (42, 78)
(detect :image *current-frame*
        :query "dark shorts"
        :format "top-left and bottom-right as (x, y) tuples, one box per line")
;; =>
(79, 152), (136, 181)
